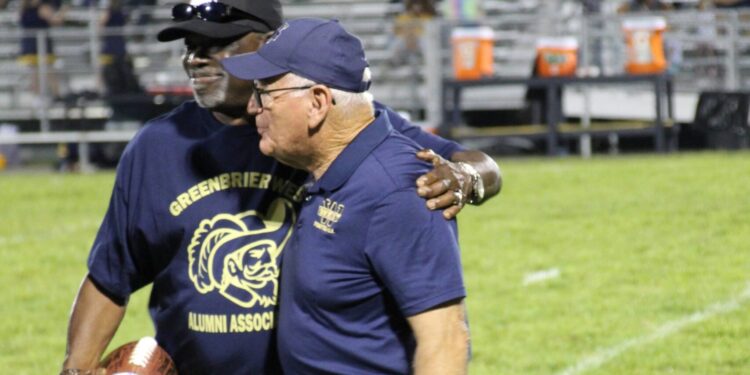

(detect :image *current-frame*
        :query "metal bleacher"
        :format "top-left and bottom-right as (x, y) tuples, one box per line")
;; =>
(0, 0), (564, 108)
(0, 1), (413, 121)
(2, 0), (750, 165)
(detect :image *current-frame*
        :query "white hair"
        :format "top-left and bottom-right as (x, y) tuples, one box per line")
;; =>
(286, 70), (374, 114)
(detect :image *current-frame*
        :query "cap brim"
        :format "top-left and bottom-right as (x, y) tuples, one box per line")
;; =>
(221, 51), (289, 81)
(157, 19), (265, 42)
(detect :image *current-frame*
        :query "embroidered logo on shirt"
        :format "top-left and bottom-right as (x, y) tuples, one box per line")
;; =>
(313, 198), (344, 234)
(187, 198), (295, 309)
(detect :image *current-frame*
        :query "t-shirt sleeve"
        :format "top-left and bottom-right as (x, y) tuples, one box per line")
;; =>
(375, 101), (466, 159)
(364, 189), (466, 317)
(87, 144), (152, 303)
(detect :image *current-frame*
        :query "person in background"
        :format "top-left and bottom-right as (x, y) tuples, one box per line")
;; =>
(18, 0), (67, 97)
(390, 0), (436, 63)
(385, 0), (437, 118)
(99, 0), (142, 96)
(19, 0), (71, 171)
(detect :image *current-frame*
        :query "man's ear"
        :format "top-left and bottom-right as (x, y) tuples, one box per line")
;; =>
(308, 85), (334, 130)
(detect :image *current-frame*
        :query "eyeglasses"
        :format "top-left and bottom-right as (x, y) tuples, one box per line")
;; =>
(252, 84), (314, 109)
(172, 1), (249, 23)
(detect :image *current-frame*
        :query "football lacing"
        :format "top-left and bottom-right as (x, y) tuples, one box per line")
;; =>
(129, 337), (157, 367)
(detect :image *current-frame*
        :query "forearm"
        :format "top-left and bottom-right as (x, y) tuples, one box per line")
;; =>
(450, 150), (502, 203)
(62, 275), (126, 370)
(413, 339), (468, 375)
(409, 300), (469, 375)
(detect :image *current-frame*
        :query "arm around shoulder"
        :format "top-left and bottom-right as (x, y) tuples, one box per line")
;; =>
(382, 102), (501, 206)
(407, 299), (470, 375)
(414, 148), (502, 219)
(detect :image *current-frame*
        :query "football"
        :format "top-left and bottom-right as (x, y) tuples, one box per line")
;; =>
(100, 337), (177, 375)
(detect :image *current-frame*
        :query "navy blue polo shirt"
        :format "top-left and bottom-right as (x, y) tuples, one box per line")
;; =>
(278, 110), (466, 374)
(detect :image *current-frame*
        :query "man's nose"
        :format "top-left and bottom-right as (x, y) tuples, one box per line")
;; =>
(185, 49), (210, 66)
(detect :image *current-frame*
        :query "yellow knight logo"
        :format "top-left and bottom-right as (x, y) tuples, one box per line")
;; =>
(187, 198), (295, 308)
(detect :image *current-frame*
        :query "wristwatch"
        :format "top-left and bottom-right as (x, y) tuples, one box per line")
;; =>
(457, 162), (484, 205)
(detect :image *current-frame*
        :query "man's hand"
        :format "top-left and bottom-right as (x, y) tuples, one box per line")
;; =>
(416, 149), (472, 219)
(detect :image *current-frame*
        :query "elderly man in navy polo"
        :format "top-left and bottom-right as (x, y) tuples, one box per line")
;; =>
(222, 18), (469, 374)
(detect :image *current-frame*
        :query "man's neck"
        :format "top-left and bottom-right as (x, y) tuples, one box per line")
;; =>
(309, 113), (375, 180)
(309, 143), (347, 181)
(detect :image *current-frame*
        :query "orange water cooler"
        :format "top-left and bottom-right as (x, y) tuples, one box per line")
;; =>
(623, 17), (667, 75)
(535, 37), (578, 77)
(451, 26), (494, 80)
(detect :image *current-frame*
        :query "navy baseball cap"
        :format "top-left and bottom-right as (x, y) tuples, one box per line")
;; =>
(222, 18), (371, 93)
(157, 0), (283, 42)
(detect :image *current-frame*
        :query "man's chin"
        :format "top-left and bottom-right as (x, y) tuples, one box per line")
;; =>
(195, 98), (223, 110)
(259, 142), (274, 157)
(192, 89), (225, 109)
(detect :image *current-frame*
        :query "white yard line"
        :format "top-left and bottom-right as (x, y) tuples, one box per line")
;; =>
(0, 219), (100, 248)
(558, 282), (750, 375)
(523, 268), (561, 286)
(0, 234), (28, 247)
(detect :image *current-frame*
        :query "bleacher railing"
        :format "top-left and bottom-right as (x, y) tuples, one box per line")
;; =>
(1, 5), (749, 164)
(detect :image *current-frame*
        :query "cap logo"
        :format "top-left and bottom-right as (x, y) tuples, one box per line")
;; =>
(266, 22), (289, 44)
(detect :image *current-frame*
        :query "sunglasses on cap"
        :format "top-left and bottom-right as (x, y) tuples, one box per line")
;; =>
(172, 1), (253, 23)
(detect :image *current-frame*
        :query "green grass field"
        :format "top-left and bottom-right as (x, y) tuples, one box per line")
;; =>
(1, 152), (749, 374)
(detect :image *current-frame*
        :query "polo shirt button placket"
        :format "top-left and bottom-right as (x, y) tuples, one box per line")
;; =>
(298, 195), (311, 229)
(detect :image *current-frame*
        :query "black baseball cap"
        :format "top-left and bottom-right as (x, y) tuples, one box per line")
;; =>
(157, 0), (283, 42)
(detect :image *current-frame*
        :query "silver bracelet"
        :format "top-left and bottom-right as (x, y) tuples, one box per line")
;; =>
(457, 162), (485, 205)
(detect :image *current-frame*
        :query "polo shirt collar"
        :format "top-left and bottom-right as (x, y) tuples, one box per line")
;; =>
(307, 110), (393, 194)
